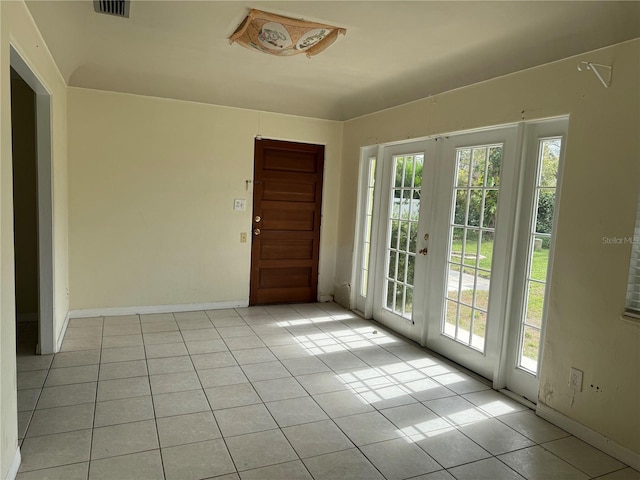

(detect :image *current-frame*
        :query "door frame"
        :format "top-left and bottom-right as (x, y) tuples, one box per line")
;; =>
(10, 45), (55, 355)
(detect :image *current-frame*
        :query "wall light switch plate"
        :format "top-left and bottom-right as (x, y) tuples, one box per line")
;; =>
(233, 199), (246, 211)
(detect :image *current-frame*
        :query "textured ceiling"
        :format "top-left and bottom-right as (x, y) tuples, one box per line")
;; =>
(25, 1), (640, 120)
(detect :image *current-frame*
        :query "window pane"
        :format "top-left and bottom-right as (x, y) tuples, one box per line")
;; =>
(399, 253), (408, 283)
(392, 196), (400, 219)
(394, 158), (403, 188)
(395, 284), (404, 313)
(468, 190), (483, 227)
(385, 151), (424, 320)
(530, 235), (550, 282)
(525, 281), (545, 328)
(540, 139), (560, 188)
(360, 156), (376, 298)
(445, 299), (458, 330)
(390, 220), (400, 249)
(388, 251), (397, 279)
(414, 156), (423, 189)
(457, 149), (471, 187)
(363, 243), (370, 270)
(488, 146), (502, 186)
(454, 190), (468, 226)
(517, 136), (562, 374)
(399, 221), (409, 251)
(400, 192), (411, 220)
(521, 325), (541, 369)
(450, 227), (465, 265)
(464, 231), (480, 268)
(461, 266), (478, 293)
(472, 310), (487, 351)
(403, 156), (414, 188)
(483, 189), (499, 229)
(474, 288), (489, 311)
(407, 256), (415, 286)
(444, 143), (503, 352)
(383, 283), (393, 311)
(535, 189), (555, 234)
(405, 288), (413, 315)
(408, 222), (417, 253)
(471, 148), (487, 186)
(457, 304), (473, 343)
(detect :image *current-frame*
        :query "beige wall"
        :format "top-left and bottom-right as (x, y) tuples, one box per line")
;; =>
(0, 1), (69, 478)
(67, 88), (342, 311)
(337, 40), (640, 454)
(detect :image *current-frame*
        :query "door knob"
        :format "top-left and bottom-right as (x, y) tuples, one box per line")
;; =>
(419, 248), (428, 256)
(255, 215), (261, 223)
(254, 228), (261, 236)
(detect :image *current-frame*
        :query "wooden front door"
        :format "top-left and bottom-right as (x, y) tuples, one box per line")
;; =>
(250, 138), (324, 305)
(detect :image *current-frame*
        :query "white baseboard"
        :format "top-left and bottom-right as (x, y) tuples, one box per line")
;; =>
(5, 447), (20, 480)
(56, 311), (70, 352)
(537, 403), (640, 470)
(69, 300), (249, 319)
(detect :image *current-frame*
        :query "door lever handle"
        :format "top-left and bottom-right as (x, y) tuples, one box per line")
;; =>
(419, 248), (428, 256)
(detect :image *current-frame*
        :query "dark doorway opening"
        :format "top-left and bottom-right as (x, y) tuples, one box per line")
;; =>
(11, 68), (40, 355)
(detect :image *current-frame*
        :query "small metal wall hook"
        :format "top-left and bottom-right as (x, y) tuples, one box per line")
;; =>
(577, 61), (612, 88)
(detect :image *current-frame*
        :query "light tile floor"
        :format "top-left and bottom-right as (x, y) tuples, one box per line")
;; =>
(14, 303), (639, 480)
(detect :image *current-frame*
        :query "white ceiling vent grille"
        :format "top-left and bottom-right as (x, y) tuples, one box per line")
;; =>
(94, 0), (130, 18)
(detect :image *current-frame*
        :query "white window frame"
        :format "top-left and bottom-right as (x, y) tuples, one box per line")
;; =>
(351, 146), (381, 317)
(498, 118), (568, 402)
(625, 193), (640, 319)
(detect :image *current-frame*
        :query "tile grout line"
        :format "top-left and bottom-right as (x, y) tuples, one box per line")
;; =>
(184, 312), (240, 478)
(87, 315), (105, 480)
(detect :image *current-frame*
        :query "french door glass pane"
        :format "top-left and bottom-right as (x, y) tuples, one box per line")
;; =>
(360, 157), (376, 296)
(444, 144), (503, 352)
(518, 138), (561, 373)
(384, 154), (423, 319)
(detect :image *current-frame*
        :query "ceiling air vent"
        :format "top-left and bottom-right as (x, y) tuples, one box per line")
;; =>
(94, 0), (130, 18)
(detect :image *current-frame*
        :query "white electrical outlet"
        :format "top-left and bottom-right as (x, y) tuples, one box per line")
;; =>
(569, 367), (583, 392)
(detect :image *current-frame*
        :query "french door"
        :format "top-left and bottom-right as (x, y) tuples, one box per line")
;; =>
(370, 141), (434, 339)
(355, 120), (566, 401)
(423, 127), (520, 380)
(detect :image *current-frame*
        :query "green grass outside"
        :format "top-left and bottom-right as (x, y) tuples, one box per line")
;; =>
(447, 238), (549, 360)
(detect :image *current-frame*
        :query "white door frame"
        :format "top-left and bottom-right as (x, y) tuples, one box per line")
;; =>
(10, 45), (55, 354)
